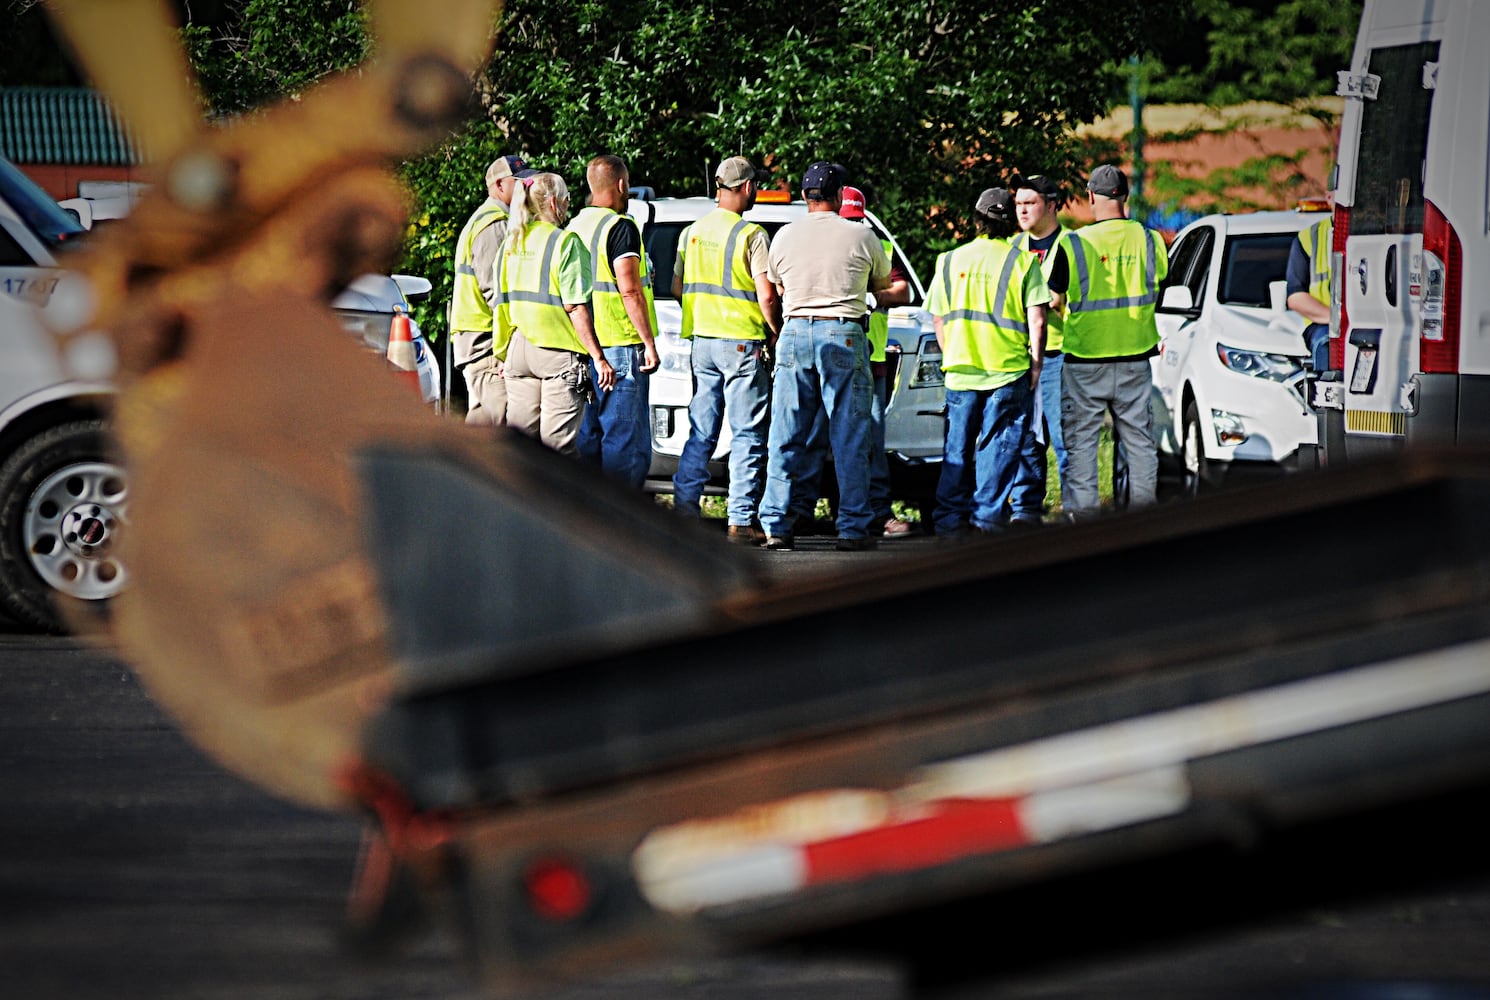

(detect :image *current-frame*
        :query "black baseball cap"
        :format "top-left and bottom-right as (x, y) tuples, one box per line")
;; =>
(1011, 173), (1064, 204)
(801, 161), (846, 200)
(974, 187), (1014, 222)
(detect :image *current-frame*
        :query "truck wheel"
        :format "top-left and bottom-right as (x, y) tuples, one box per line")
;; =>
(1180, 400), (1218, 499)
(0, 420), (127, 633)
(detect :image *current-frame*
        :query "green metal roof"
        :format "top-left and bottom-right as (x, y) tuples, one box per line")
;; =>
(0, 87), (146, 165)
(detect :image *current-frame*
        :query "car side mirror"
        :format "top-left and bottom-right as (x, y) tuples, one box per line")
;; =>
(1159, 284), (1196, 313)
(1268, 279), (1288, 313)
(393, 274), (433, 303)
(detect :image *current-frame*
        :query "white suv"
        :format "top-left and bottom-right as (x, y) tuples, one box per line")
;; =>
(627, 194), (945, 506)
(0, 156), (439, 631)
(1151, 209), (1327, 494)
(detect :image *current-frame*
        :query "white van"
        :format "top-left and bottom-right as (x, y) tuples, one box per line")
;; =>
(1316, 0), (1490, 459)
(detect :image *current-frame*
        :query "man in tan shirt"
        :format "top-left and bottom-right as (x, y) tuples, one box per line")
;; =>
(757, 161), (892, 551)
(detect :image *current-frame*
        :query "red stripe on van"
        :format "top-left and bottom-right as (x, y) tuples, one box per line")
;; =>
(1420, 199), (1462, 374)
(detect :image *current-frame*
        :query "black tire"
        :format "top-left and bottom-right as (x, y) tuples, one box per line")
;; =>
(0, 420), (126, 633)
(1180, 400), (1221, 499)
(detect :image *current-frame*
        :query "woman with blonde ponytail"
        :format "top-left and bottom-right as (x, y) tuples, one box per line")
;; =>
(494, 172), (616, 454)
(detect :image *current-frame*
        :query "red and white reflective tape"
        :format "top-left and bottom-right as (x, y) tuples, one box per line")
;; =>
(633, 768), (1187, 915)
(633, 638), (1490, 916)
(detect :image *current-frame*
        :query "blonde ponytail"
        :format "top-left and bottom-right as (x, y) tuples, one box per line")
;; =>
(508, 172), (569, 250)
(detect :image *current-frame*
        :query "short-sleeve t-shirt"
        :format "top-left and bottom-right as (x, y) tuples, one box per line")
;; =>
(767, 211), (890, 319)
(556, 229), (593, 306)
(1023, 229), (1069, 296)
(605, 215), (642, 273)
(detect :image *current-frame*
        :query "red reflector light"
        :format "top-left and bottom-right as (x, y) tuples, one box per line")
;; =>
(524, 857), (592, 921)
(1330, 206), (1349, 371)
(1420, 198), (1462, 374)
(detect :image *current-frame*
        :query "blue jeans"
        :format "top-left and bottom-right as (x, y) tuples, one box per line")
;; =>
(1039, 352), (1068, 483)
(759, 318), (875, 539)
(672, 336), (771, 526)
(1304, 323), (1329, 372)
(789, 367), (892, 525)
(577, 343), (651, 488)
(934, 376), (1033, 535)
(1008, 353), (1067, 522)
(869, 372), (892, 522)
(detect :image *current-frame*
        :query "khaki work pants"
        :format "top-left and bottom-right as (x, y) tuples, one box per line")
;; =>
(504, 330), (587, 455)
(451, 329), (508, 427)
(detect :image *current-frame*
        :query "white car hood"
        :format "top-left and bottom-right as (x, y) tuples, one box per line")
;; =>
(1205, 303), (1309, 358)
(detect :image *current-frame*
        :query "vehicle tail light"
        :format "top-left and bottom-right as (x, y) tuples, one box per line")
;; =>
(524, 856), (593, 921)
(1419, 199), (1462, 374)
(1329, 205), (1349, 371)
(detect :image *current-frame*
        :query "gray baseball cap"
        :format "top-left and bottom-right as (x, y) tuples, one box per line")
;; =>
(1087, 164), (1130, 198)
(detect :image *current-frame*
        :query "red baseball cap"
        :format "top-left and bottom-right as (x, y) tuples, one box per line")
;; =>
(839, 185), (867, 219)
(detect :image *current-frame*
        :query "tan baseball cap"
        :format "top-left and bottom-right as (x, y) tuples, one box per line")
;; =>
(715, 156), (756, 189)
(486, 155), (527, 185)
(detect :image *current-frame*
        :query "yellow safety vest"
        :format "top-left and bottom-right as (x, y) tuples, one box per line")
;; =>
(496, 221), (585, 355)
(1059, 219), (1167, 359)
(868, 237), (892, 363)
(566, 206), (657, 348)
(1010, 229), (1065, 354)
(934, 236), (1039, 376)
(679, 208), (768, 341)
(449, 199), (508, 334)
(1299, 217), (1332, 309)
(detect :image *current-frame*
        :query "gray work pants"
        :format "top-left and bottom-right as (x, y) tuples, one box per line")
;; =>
(1060, 358), (1157, 519)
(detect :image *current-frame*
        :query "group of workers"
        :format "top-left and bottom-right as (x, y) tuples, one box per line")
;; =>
(448, 149), (1176, 548)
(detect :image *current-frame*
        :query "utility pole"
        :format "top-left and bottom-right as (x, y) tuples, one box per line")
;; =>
(1128, 54), (1146, 223)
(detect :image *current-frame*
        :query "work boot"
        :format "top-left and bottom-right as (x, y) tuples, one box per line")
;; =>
(834, 536), (877, 552)
(763, 534), (795, 551)
(880, 517), (915, 537)
(727, 524), (765, 545)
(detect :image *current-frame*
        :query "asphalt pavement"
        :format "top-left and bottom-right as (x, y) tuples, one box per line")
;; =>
(3, 530), (1490, 999)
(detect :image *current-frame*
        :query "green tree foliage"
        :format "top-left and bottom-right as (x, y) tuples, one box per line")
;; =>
(175, 0), (1176, 343)
(180, 0), (370, 114)
(1147, 0), (1363, 106)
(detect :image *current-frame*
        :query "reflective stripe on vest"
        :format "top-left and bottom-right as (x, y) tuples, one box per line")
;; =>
(450, 200), (508, 333)
(1011, 229), (1064, 353)
(500, 223), (583, 353)
(680, 209), (767, 341)
(1300, 218), (1332, 309)
(935, 237), (1036, 376)
(566, 206), (656, 348)
(1060, 220), (1164, 359)
(868, 237), (892, 363)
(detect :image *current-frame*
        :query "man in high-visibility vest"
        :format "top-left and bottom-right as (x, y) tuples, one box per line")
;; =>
(670, 156), (782, 543)
(1057, 163), (1169, 520)
(1009, 173), (1071, 526)
(450, 154), (525, 426)
(496, 172), (615, 455)
(926, 187), (1049, 537)
(567, 154), (661, 487)
(839, 185), (913, 536)
(1286, 197), (1333, 372)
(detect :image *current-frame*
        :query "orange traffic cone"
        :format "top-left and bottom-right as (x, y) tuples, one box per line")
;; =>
(386, 309), (421, 395)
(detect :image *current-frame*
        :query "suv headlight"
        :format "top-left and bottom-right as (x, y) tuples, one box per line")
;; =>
(1215, 344), (1301, 382)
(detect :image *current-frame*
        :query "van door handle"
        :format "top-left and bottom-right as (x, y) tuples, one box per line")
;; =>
(1385, 244), (1398, 307)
